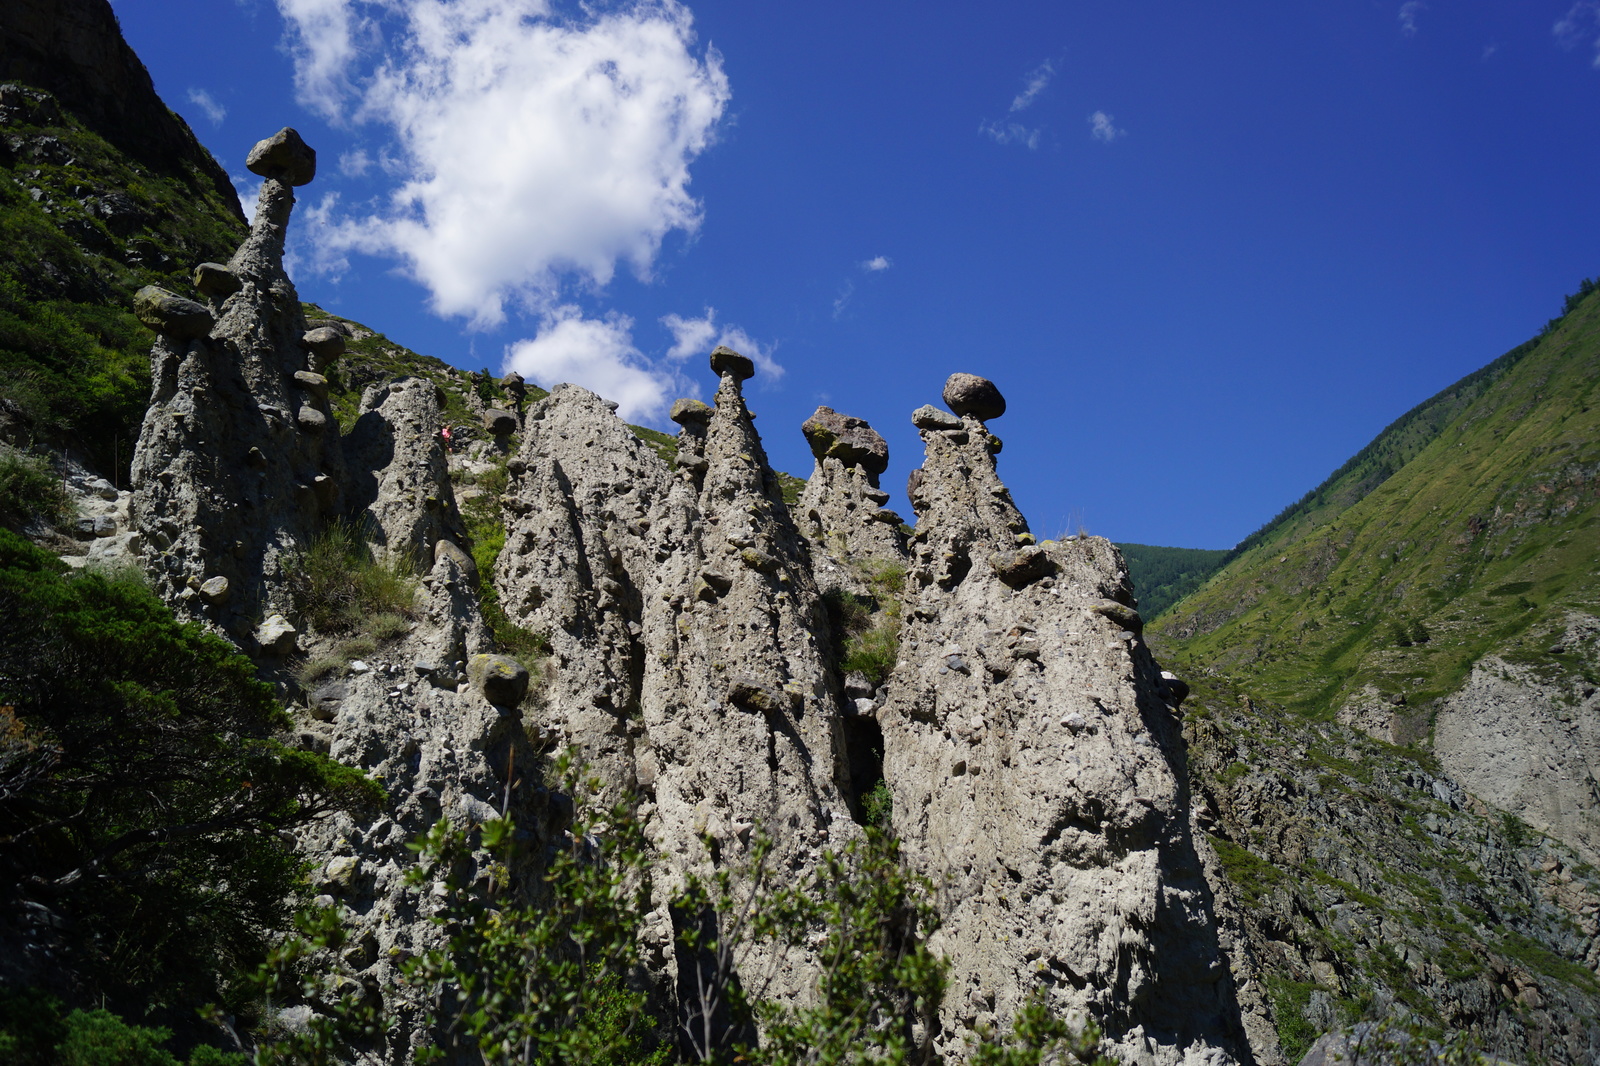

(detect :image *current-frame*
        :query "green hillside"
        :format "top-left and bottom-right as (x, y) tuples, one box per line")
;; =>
(1152, 279), (1600, 719)
(1115, 543), (1230, 619)
(0, 83), (247, 476)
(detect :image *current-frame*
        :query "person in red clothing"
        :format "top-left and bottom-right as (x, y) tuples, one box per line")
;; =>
(441, 424), (454, 453)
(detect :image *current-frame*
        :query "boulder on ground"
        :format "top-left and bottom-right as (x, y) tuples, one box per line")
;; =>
(133, 286), (213, 340)
(255, 614), (298, 655)
(484, 409), (518, 436)
(942, 372), (1006, 421)
(246, 127), (317, 186)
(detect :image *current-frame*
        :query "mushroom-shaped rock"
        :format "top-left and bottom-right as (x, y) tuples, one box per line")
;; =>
(302, 326), (346, 367)
(198, 575), (231, 606)
(669, 397), (714, 426)
(942, 372), (1006, 421)
(484, 408), (519, 436)
(911, 404), (963, 431)
(802, 406), (890, 476)
(192, 262), (242, 299)
(134, 286), (213, 340)
(297, 407), (328, 434)
(245, 127), (317, 186)
(469, 653), (530, 706)
(1160, 670), (1190, 706)
(709, 345), (755, 381)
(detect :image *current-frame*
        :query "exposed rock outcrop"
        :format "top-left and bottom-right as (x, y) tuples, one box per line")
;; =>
(876, 376), (1247, 1063)
(129, 129), (346, 644)
(796, 406), (907, 597)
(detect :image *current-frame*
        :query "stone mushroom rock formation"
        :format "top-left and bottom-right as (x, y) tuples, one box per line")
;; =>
(129, 129), (347, 641)
(796, 407), (908, 598)
(873, 393), (1248, 1063)
(494, 366), (862, 1021)
(802, 405), (890, 477)
(245, 126), (316, 186)
(942, 371), (1007, 421)
(709, 343), (755, 381)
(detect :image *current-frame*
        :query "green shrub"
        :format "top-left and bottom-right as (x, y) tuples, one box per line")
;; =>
(284, 520), (418, 635)
(0, 529), (382, 1012)
(0, 449), (69, 529)
(861, 780), (893, 828)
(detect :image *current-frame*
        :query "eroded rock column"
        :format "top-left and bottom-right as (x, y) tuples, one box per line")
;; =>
(880, 373), (1248, 1064)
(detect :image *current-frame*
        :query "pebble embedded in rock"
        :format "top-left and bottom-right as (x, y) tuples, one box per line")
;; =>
(468, 653), (529, 705)
(133, 285), (213, 340)
(941, 372), (1006, 421)
(192, 262), (242, 298)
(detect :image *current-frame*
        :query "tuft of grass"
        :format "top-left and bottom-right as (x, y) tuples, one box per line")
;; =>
(294, 655), (344, 688)
(284, 520), (418, 636)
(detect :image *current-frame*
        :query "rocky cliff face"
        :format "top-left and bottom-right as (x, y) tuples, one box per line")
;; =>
(118, 127), (1252, 1064)
(0, 0), (241, 213)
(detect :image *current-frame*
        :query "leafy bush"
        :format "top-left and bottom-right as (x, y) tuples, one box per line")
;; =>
(0, 986), (247, 1066)
(284, 521), (417, 635)
(0, 529), (382, 1012)
(828, 562), (907, 688)
(0, 449), (69, 529)
(861, 781), (893, 828)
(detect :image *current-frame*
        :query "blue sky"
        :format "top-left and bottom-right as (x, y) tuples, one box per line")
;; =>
(112, 0), (1600, 549)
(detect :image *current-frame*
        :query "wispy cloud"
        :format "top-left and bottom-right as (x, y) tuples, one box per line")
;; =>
(274, 0), (731, 327)
(1088, 111), (1124, 142)
(661, 308), (783, 380)
(338, 149), (371, 177)
(1398, 1), (1426, 38)
(980, 120), (1041, 150)
(1482, 42), (1499, 61)
(1554, 1), (1600, 67)
(832, 280), (855, 320)
(1010, 60), (1054, 112)
(186, 88), (227, 126)
(861, 255), (892, 272)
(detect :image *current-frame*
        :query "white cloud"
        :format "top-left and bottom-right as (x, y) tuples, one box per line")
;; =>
(1482, 42), (1499, 60)
(1554, 1), (1600, 67)
(1010, 60), (1054, 112)
(661, 308), (783, 380)
(338, 149), (372, 177)
(1088, 110), (1124, 142)
(832, 280), (854, 319)
(861, 255), (892, 272)
(1398, 1), (1425, 37)
(274, 0), (731, 327)
(276, 0), (371, 117)
(504, 307), (683, 424)
(980, 120), (1040, 150)
(186, 88), (227, 126)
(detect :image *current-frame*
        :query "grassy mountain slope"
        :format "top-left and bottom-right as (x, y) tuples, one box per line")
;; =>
(1115, 542), (1231, 620)
(0, 82), (246, 476)
(1153, 282), (1600, 719)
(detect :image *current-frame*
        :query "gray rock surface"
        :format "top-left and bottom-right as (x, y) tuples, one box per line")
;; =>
(1433, 618), (1600, 864)
(129, 142), (346, 639)
(875, 402), (1246, 1063)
